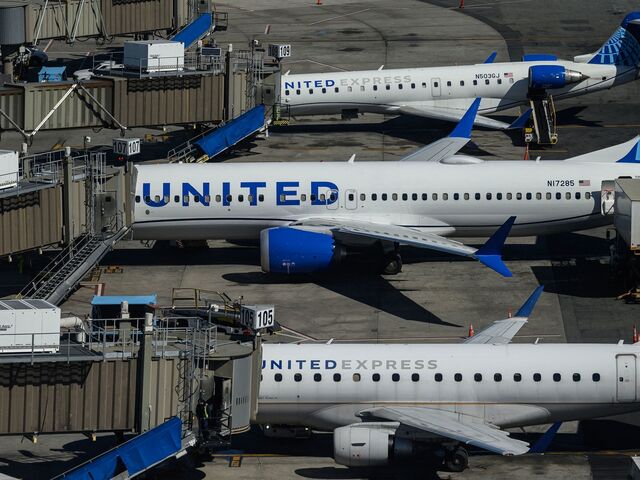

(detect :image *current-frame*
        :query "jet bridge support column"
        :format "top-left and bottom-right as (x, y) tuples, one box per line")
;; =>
(62, 147), (74, 246)
(135, 312), (154, 433)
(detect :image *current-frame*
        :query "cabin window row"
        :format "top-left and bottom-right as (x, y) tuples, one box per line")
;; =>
(269, 372), (602, 383)
(284, 78), (515, 96)
(137, 190), (593, 205)
(355, 191), (592, 202)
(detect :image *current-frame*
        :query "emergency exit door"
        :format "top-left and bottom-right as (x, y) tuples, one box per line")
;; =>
(431, 78), (441, 97)
(616, 354), (637, 402)
(345, 189), (358, 210)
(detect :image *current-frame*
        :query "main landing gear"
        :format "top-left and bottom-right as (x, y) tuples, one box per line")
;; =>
(381, 252), (403, 275)
(444, 446), (469, 472)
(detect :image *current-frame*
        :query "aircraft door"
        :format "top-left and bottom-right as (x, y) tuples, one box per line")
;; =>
(431, 78), (441, 97)
(345, 189), (358, 210)
(326, 189), (339, 210)
(616, 354), (637, 402)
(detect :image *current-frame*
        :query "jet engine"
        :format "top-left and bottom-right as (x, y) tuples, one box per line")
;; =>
(528, 65), (587, 89)
(259, 226), (345, 274)
(333, 423), (414, 467)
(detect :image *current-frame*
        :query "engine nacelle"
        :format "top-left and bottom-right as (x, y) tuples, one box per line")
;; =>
(528, 65), (586, 89)
(334, 423), (421, 467)
(260, 227), (344, 273)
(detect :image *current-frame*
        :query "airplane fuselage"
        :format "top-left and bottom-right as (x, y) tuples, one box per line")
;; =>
(132, 157), (640, 240)
(281, 61), (635, 117)
(257, 343), (640, 431)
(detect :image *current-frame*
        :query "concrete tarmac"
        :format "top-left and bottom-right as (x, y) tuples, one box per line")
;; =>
(1, 0), (640, 478)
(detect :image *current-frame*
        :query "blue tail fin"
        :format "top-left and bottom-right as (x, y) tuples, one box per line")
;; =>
(474, 216), (516, 277)
(617, 138), (640, 163)
(588, 12), (640, 66)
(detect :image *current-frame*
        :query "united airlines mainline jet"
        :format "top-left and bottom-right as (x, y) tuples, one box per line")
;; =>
(280, 12), (640, 129)
(257, 287), (640, 472)
(132, 98), (640, 276)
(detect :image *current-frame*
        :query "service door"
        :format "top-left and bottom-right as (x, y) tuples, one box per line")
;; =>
(345, 189), (358, 210)
(616, 354), (637, 402)
(431, 78), (441, 97)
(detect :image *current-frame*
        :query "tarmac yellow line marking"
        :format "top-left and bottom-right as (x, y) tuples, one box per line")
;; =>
(308, 8), (371, 26)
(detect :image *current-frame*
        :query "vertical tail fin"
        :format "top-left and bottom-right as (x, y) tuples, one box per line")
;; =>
(588, 12), (640, 66)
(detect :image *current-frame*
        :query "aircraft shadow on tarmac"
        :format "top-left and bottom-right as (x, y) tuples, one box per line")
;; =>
(222, 269), (456, 327)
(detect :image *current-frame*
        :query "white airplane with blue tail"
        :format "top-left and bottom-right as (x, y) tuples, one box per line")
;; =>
(257, 287), (640, 471)
(281, 12), (640, 129)
(132, 98), (640, 276)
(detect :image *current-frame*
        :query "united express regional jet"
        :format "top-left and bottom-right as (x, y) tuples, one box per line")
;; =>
(132, 99), (640, 275)
(257, 287), (640, 471)
(281, 12), (640, 129)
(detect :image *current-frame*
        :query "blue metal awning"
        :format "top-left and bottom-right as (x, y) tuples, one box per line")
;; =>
(91, 295), (157, 306)
(59, 417), (183, 479)
(172, 12), (212, 48)
(194, 104), (265, 159)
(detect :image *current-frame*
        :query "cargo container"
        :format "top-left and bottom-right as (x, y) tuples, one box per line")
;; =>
(123, 40), (185, 73)
(615, 178), (640, 251)
(0, 299), (60, 354)
(0, 150), (19, 190)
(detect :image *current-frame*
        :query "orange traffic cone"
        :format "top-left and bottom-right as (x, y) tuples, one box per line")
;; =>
(508, 309), (512, 318)
(468, 324), (474, 337)
(633, 325), (638, 343)
(459, 0), (464, 8)
(316, 0), (322, 5)
(523, 145), (530, 160)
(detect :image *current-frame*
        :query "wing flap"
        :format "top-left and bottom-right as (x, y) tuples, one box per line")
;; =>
(397, 104), (511, 130)
(360, 407), (530, 456)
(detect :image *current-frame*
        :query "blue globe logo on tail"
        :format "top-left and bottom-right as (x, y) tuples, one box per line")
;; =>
(617, 139), (640, 163)
(589, 12), (640, 66)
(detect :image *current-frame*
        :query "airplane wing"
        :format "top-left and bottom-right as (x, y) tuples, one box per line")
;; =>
(397, 103), (530, 131)
(292, 216), (515, 277)
(359, 407), (530, 456)
(463, 285), (543, 344)
(399, 98), (479, 162)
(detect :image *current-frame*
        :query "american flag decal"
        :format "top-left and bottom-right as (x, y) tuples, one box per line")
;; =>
(579, 179), (591, 186)
(504, 72), (513, 78)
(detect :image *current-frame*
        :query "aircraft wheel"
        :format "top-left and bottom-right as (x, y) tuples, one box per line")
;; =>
(444, 446), (468, 472)
(381, 253), (402, 275)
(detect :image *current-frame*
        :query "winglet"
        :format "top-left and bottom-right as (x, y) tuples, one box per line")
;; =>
(515, 285), (544, 317)
(529, 421), (561, 453)
(449, 98), (481, 139)
(474, 216), (516, 277)
(507, 108), (532, 130)
(484, 51), (497, 64)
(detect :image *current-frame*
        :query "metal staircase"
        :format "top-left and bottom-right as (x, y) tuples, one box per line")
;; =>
(528, 94), (558, 145)
(18, 228), (129, 305)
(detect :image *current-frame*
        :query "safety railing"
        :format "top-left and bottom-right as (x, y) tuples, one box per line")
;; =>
(91, 51), (224, 79)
